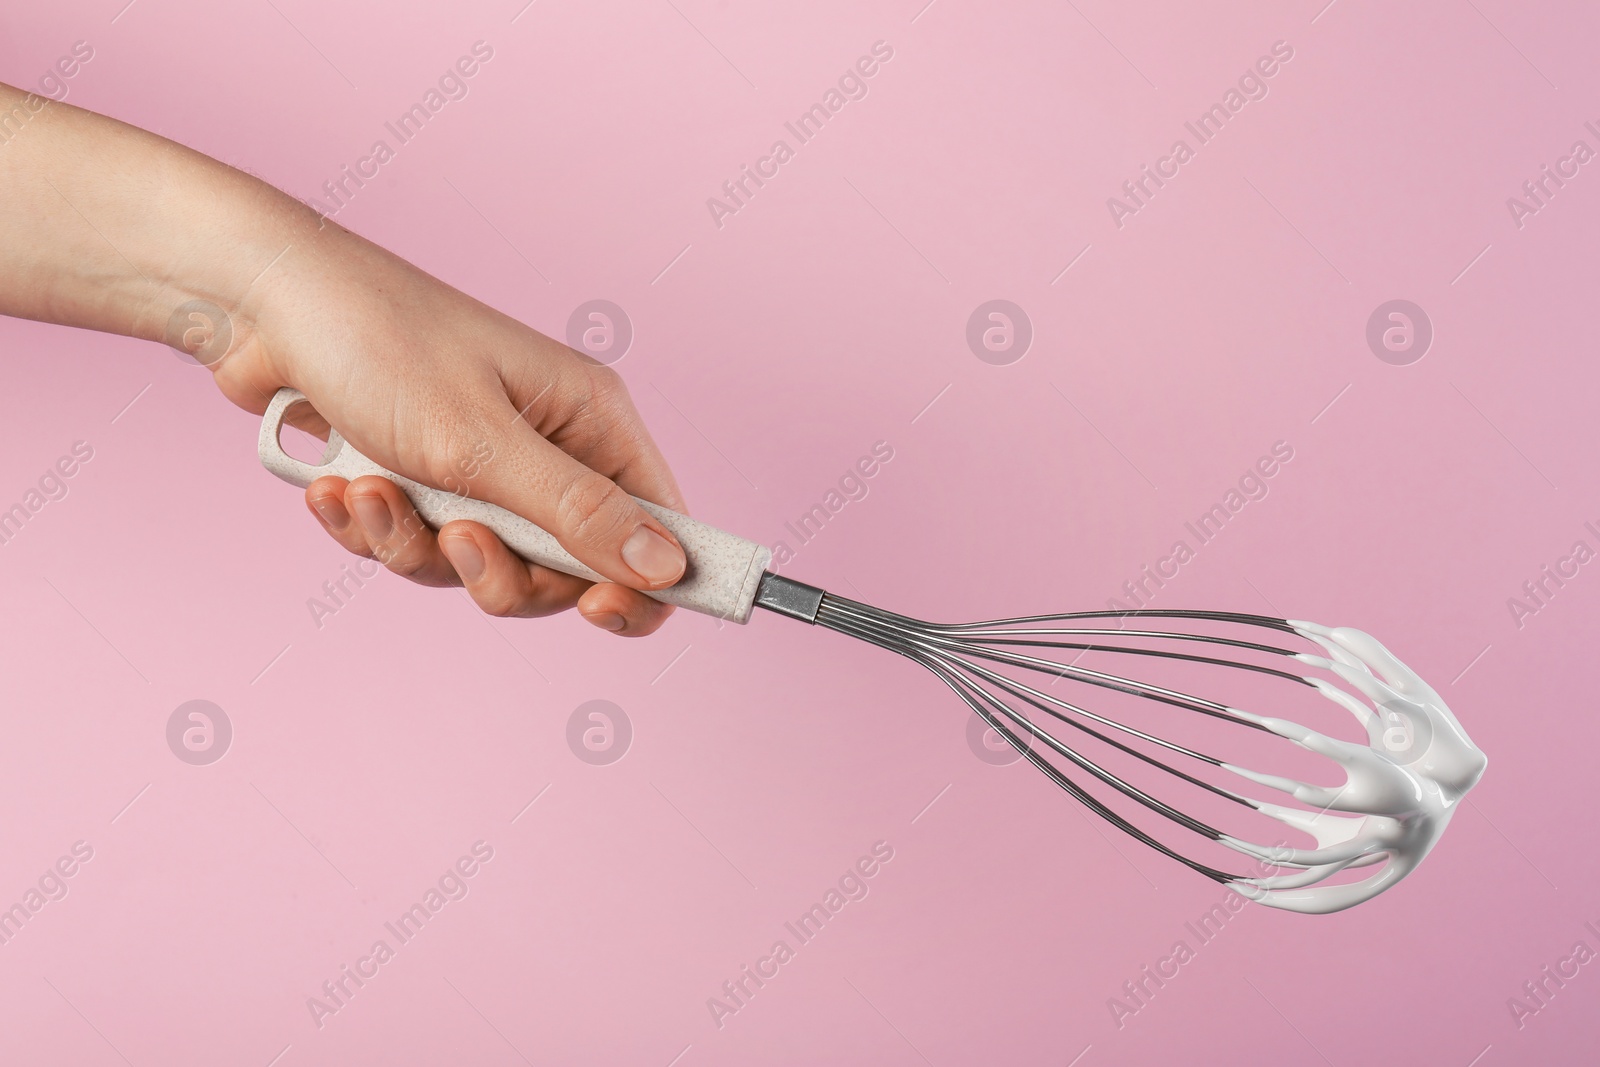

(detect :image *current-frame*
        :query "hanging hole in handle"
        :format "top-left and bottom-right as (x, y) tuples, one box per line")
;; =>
(278, 397), (346, 468)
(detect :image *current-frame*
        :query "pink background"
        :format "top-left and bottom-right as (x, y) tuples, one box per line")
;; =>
(1, 0), (1595, 1063)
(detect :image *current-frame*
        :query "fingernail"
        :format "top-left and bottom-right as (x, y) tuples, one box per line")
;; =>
(584, 612), (626, 633)
(440, 534), (485, 583)
(311, 497), (350, 531)
(352, 494), (394, 540)
(621, 525), (686, 585)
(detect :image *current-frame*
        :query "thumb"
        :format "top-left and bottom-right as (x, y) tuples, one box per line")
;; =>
(472, 411), (688, 591)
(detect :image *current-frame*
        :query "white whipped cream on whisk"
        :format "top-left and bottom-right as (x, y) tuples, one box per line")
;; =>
(1217, 623), (1488, 914)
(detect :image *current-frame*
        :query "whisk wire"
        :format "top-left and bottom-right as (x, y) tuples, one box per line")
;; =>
(804, 590), (1342, 885)
(923, 653), (1243, 883)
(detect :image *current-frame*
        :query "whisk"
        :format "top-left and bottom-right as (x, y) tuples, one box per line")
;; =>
(260, 388), (1487, 914)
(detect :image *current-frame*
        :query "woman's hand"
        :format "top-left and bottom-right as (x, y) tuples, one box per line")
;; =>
(0, 81), (686, 636)
(228, 227), (689, 636)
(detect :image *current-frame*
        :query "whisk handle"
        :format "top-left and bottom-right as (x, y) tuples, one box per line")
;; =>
(258, 388), (773, 623)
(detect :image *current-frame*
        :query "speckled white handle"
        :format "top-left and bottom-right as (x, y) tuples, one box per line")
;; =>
(258, 389), (772, 622)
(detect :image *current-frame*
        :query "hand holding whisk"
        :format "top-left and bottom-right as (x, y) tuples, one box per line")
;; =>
(263, 387), (1487, 914)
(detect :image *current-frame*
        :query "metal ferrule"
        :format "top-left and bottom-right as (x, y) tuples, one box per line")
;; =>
(752, 573), (826, 623)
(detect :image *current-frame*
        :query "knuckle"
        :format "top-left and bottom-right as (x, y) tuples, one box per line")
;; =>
(476, 589), (524, 618)
(583, 363), (627, 401)
(583, 366), (637, 423)
(553, 471), (632, 548)
(420, 406), (499, 492)
(423, 444), (474, 494)
(372, 543), (414, 575)
(314, 512), (370, 558)
(525, 569), (580, 618)
(341, 540), (377, 561)
(375, 537), (429, 578)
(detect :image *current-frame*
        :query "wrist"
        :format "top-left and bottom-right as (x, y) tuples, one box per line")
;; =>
(131, 157), (328, 360)
(0, 84), (330, 356)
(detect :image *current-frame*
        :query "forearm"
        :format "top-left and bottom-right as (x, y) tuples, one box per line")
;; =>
(0, 80), (691, 634)
(0, 81), (320, 346)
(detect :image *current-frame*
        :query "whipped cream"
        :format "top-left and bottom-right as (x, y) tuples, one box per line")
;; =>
(1217, 623), (1487, 914)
